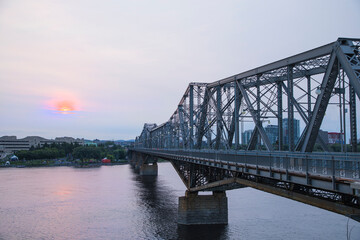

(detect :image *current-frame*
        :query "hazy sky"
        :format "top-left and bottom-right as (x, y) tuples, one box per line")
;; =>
(1, 0), (359, 140)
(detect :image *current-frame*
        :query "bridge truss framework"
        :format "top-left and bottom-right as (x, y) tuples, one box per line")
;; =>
(137, 38), (360, 153)
(132, 38), (360, 221)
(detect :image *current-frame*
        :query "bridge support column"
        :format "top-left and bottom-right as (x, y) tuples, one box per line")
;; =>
(140, 162), (158, 176)
(177, 191), (228, 225)
(129, 154), (141, 172)
(133, 154), (144, 173)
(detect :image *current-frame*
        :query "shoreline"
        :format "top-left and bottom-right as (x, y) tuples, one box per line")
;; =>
(0, 161), (129, 169)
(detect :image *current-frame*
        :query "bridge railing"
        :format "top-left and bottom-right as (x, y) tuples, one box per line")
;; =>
(134, 148), (360, 180)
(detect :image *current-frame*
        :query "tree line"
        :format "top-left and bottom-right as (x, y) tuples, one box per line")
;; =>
(14, 142), (126, 161)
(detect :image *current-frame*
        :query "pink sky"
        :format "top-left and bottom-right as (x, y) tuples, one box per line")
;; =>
(0, 0), (359, 140)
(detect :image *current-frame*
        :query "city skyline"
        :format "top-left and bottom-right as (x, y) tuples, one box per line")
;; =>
(1, 0), (360, 140)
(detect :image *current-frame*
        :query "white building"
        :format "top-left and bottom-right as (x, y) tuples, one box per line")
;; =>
(0, 136), (84, 158)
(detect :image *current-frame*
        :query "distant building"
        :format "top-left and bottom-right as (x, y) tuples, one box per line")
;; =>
(242, 119), (300, 146)
(265, 125), (278, 144)
(93, 139), (102, 145)
(54, 137), (84, 145)
(84, 140), (97, 146)
(282, 118), (300, 145)
(317, 130), (329, 145)
(0, 136), (30, 154)
(21, 136), (84, 147)
(114, 140), (134, 147)
(0, 136), (84, 157)
(328, 132), (344, 144)
(20, 136), (58, 147)
(242, 130), (253, 145)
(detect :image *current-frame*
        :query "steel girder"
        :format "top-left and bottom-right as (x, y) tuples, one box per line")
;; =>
(134, 38), (360, 153)
(132, 148), (360, 221)
(298, 51), (339, 152)
(349, 85), (358, 152)
(237, 81), (273, 150)
(169, 159), (238, 190)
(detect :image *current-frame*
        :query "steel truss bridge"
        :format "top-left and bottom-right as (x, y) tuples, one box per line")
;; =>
(130, 38), (360, 221)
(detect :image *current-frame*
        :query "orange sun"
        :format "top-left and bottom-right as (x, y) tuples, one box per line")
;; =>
(45, 93), (82, 115)
(56, 101), (75, 114)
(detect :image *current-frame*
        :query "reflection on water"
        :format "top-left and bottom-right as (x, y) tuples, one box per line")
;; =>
(133, 175), (178, 239)
(0, 163), (359, 240)
(177, 225), (228, 240)
(132, 173), (229, 240)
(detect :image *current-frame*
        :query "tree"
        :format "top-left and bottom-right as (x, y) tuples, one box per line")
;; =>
(16, 148), (64, 160)
(73, 146), (101, 163)
(114, 148), (126, 159)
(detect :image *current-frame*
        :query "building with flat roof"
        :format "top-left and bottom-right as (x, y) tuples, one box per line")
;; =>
(0, 136), (84, 157)
(265, 125), (278, 144)
(328, 132), (344, 144)
(242, 130), (253, 145)
(0, 136), (30, 153)
(282, 118), (300, 145)
(317, 130), (329, 145)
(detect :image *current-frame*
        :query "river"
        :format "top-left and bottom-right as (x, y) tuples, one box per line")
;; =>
(0, 162), (359, 239)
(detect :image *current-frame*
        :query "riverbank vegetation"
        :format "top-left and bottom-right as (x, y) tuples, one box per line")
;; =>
(1, 141), (127, 167)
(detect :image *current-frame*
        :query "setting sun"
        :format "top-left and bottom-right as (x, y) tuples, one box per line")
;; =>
(44, 96), (81, 115)
(56, 101), (75, 114)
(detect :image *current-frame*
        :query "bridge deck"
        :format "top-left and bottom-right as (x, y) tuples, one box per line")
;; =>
(135, 148), (360, 195)
(130, 148), (360, 220)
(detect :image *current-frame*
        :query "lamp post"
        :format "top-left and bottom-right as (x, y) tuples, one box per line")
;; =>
(315, 87), (322, 95)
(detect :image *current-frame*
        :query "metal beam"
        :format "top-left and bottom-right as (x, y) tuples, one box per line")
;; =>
(349, 85), (358, 152)
(208, 42), (334, 88)
(307, 75), (312, 118)
(247, 127), (258, 150)
(234, 178), (360, 222)
(178, 105), (188, 149)
(281, 82), (308, 125)
(229, 88), (242, 148)
(337, 41), (360, 98)
(215, 86), (222, 149)
(277, 81), (283, 150)
(300, 51), (339, 152)
(247, 85), (279, 118)
(256, 76), (262, 148)
(189, 178), (246, 192)
(234, 81), (240, 149)
(237, 81), (273, 151)
(203, 95), (234, 134)
(169, 160), (190, 190)
(189, 85), (194, 149)
(280, 82), (329, 152)
(243, 66), (327, 90)
(195, 88), (211, 149)
(287, 65), (295, 151)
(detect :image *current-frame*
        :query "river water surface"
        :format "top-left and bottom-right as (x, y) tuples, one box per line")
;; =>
(0, 162), (359, 239)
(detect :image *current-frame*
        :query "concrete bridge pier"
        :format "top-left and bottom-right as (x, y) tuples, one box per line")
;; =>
(128, 151), (139, 169)
(139, 162), (158, 176)
(129, 159), (138, 170)
(133, 162), (141, 173)
(130, 156), (141, 173)
(129, 152), (158, 175)
(177, 191), (228, 225)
